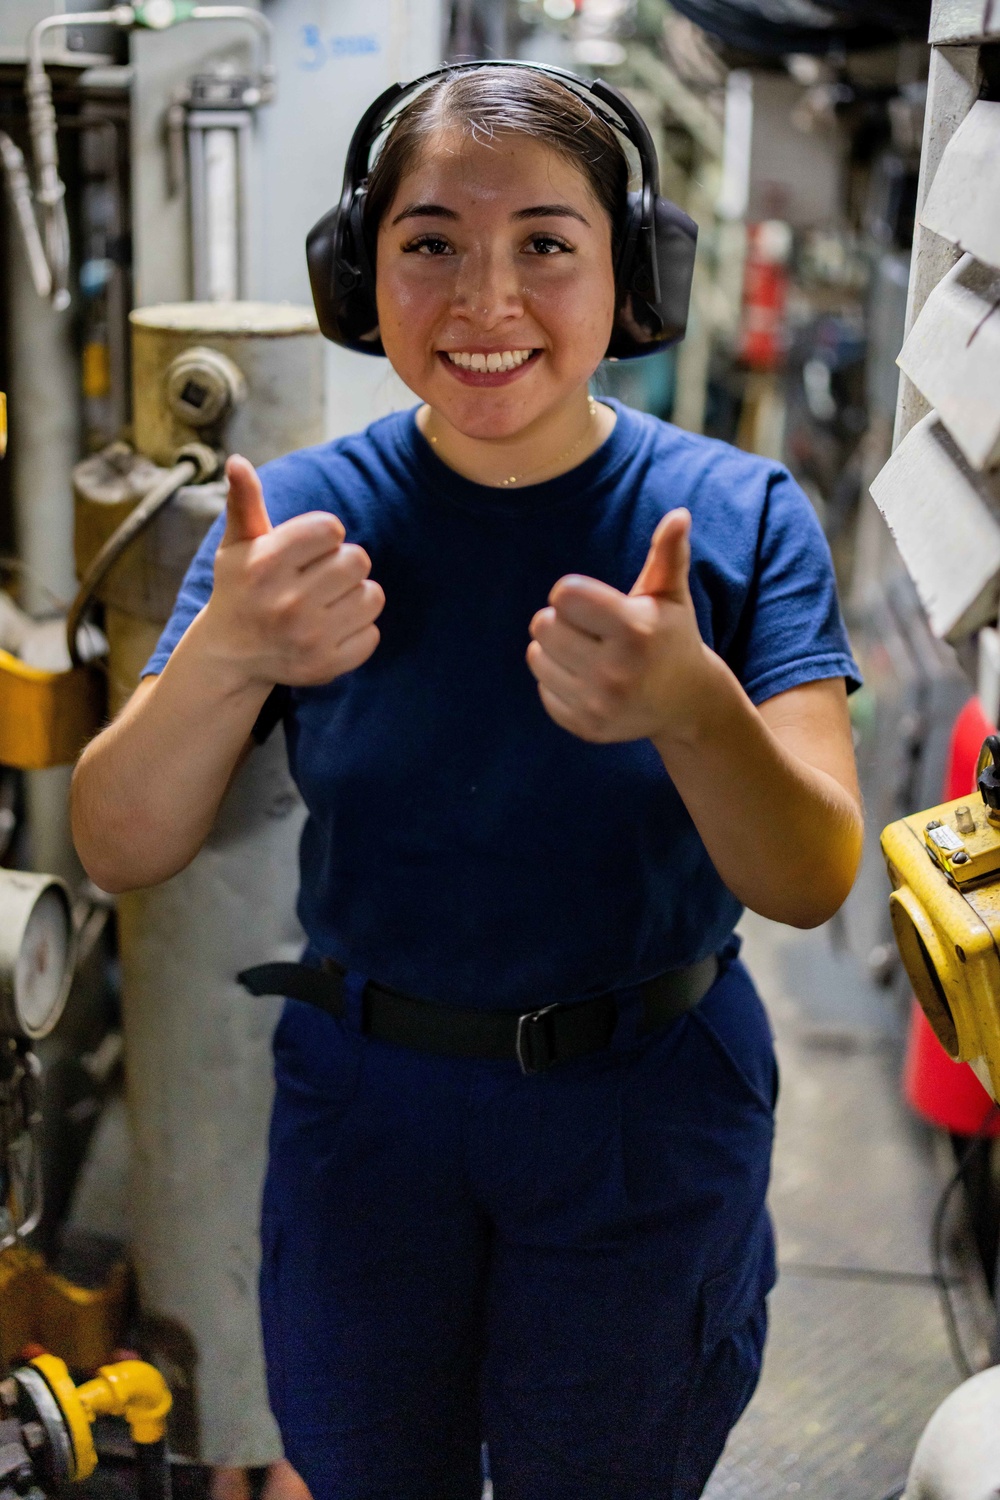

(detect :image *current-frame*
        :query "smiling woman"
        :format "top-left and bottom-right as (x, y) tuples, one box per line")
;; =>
(71, 59), (864, 1500)
(367, 71), (625, 479)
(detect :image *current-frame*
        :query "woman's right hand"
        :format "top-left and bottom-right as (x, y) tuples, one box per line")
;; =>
(203, 454), (385, 689)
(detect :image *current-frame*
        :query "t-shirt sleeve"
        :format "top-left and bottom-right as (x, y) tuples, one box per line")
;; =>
(140, 509), (226, 679)
(733, 468), (862, 705)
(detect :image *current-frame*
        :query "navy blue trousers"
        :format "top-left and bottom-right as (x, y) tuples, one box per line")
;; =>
(259, 947), (777, 1500)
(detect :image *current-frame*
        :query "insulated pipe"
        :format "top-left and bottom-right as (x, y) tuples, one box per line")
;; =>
(6, 189), (82, 884)
(0, 132), (52, 300)
(903, 1366), (1000, 1499)
(103, 303), (319, 1465)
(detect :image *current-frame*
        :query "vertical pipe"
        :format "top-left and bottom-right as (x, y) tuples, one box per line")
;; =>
(6, 168), (82, 886)
(6, 187), (78, 613)
(203, 127), (239, 301)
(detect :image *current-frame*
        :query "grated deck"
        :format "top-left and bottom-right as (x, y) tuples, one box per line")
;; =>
(704, 914), (966, 1500)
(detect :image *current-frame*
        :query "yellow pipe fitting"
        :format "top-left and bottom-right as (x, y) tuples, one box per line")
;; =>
(29, 1355), (98, 1481)
(28, 1353), (172, 1483)
(75, 1360), (172, 1445)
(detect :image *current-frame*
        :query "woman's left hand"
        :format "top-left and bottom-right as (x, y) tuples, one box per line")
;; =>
(527, 508), (713, 745)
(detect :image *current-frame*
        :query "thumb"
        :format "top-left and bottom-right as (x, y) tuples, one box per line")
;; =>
(222, 454), (272, 544)
(630, 508), (691, 602)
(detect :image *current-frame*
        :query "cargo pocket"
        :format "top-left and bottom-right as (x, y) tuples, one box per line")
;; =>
(671, 1250), (773, 1498)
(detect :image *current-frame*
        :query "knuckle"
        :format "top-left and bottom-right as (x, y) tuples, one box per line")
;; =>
(339, 543), (370, 578)
(268, 590), (300, 629)
(244, 550), (272, 589)
(626, 616), (657, 648)
(596, 660), (628, 695)
(364, 579), (386, 615)
(307, 509), (345, 541)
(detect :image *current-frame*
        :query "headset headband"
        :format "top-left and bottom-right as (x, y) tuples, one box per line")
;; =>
(344, 60), (661, 195)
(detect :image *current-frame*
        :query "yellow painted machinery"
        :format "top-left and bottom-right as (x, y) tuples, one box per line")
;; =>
(0, 391), (128, 1372)
(5, 1353), (172, 1499)
(0, 389), (103, 771)
(882, 735), (1000, 1102)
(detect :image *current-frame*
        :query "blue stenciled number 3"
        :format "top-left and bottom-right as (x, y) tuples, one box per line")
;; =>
(299, 24), (325, 70)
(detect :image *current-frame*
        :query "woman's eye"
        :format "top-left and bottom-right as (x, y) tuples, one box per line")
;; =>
(525, 235), (572, 255)
(403, 235), (453, 256)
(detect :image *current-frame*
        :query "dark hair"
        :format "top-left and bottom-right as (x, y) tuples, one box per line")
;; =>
(363, 66), (631, 263)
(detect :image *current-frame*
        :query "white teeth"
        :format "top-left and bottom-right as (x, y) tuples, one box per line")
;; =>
(445, 348), (534, 371)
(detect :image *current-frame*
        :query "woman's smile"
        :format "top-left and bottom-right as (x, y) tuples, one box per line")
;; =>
(437, 346), (542, 386)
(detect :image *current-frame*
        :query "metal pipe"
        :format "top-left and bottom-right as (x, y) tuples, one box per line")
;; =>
(189, 7), (275, 95)
(26, 10), (134, 310)
(0, 132), (53, 300)
(23, 4), (275, 308)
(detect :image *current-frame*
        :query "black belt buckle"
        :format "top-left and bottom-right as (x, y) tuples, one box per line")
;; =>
(515, 1003), (561, 1074)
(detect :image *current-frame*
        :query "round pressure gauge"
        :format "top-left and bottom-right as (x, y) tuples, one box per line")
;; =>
(0, 872), (75, 1039)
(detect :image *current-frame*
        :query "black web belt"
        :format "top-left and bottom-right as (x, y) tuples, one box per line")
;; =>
(238, 954), (719, 1075)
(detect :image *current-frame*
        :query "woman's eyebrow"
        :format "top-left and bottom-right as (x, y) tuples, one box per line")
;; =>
(511, 204), (590, 226)
(390, 202), (591, 227)
(391, 203), (458, 225)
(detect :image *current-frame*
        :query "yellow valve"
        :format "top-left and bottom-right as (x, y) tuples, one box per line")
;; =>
(29, 1353), (172, 1482)
(76, 1359), (172, 1445)
(882, 791), (1000, 1101)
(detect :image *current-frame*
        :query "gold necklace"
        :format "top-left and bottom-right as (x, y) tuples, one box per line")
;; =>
(425, 396), (599, 488)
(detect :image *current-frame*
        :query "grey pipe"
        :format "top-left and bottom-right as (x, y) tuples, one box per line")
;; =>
(0, 131), (53, 300)
(903, 1366), (1000, 1499)
(23, 4), (275, 308)
(25, 8), (133, 310)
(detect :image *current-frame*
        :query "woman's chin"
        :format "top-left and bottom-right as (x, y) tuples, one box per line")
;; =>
(424, 384), (566, 445)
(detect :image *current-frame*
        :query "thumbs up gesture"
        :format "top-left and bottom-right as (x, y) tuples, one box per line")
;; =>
(526, 509), (711, 745)
(203, 455), (385, 689)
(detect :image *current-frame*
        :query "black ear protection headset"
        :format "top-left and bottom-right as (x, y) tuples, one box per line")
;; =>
(306, 59), (698, 361)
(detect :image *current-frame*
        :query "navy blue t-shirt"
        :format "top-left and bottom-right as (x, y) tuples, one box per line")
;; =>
(144, 398), (860, 1009)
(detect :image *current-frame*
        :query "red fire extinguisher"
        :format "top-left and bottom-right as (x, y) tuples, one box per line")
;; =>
(738, 220), (791, 372)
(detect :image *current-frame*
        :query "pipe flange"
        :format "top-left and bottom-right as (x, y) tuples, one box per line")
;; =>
(172, 442), (222, 483)
(164, 346), (246, 429)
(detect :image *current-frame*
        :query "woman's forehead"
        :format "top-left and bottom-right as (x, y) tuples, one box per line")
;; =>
(385, 126), (601, 212)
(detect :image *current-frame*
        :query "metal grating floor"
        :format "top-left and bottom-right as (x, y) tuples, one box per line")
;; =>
(704, 912), (966, 1500)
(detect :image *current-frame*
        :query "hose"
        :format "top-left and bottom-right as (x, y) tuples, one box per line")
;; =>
(66, 443), (218, 667)
(135, 1436), (172, 1500)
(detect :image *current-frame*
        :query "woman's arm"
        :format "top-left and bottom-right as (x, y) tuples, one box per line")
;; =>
(651, 670), (860, 927)
(71, 456), (384, 893)
(526, 508), (862, 929)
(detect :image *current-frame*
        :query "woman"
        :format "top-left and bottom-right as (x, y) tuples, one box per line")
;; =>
(72, 65), (863, 1500)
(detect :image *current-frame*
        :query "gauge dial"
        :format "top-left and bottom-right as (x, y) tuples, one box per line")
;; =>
(1, 872), (74, 1038)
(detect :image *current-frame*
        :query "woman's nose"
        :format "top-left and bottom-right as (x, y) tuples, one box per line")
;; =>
(451, 246), (524, 325)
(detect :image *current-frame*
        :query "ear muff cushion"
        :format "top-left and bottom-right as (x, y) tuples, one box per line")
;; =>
(306, 191), (382, 352)
(650, 198), (698, 345)
(607, 197), (697, 360)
